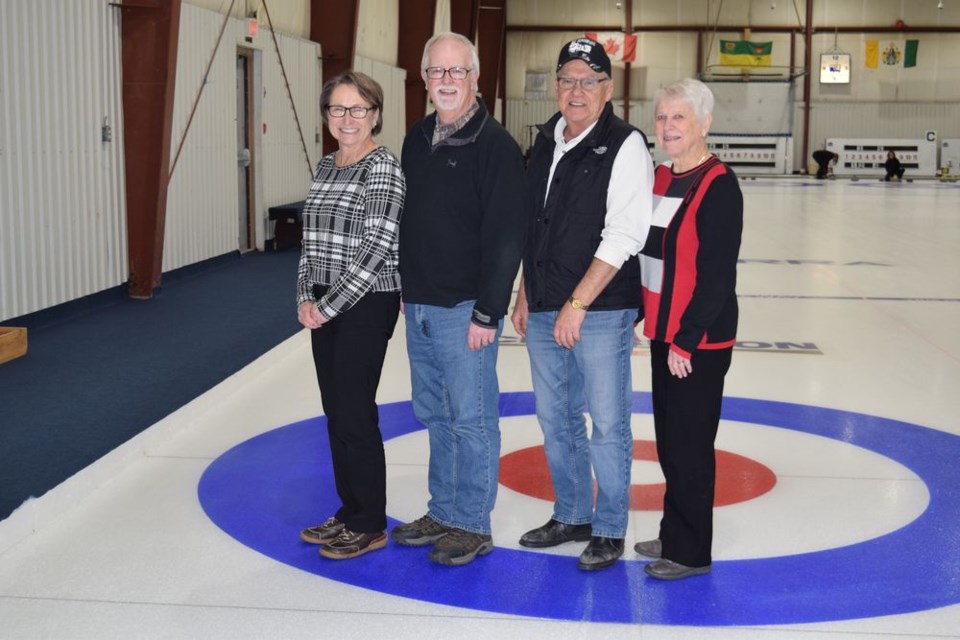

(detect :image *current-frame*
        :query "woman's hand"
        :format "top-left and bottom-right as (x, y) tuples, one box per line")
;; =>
(667, 349), (692, 378)
(298, 301), (328, 330)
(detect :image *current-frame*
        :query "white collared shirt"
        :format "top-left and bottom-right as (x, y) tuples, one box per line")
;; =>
(545, 116), (653, 268)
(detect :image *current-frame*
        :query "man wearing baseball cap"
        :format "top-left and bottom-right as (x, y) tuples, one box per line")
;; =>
(511, 37), (653, 570)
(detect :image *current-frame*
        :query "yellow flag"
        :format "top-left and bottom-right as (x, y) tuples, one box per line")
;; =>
(865, 40), (879, 69)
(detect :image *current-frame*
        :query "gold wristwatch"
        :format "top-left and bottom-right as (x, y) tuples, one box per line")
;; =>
(568, 296), (589, 311)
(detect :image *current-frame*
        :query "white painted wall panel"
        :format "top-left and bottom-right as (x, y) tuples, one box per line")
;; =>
(165, 4), (320, 269)
(353, 56), (407, 158)
(259, 31), (321, 206)
(0, 0), (126, 322)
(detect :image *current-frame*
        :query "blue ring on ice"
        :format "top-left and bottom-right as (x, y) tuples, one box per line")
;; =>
(198, 392), (960, 625)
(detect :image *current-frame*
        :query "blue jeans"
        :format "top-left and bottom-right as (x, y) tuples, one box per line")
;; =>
(405, 301), (502, 535)
(525, 309), (635, 539)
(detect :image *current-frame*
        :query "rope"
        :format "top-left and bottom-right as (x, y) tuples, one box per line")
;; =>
(169, 0), (237, 181)
(261, 0), (314, 179)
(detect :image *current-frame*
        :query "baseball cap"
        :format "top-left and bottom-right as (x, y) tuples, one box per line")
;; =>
(556, 37), (612, 77)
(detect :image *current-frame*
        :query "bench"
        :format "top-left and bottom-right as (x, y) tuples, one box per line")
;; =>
(268, 200), (305, 251)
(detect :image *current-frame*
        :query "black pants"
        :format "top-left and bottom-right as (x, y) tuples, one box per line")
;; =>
(310, 287), (400, 533)
(885, 167), (905, 181)
(812, 151), (833, 179)
(650, 340), (732, 568)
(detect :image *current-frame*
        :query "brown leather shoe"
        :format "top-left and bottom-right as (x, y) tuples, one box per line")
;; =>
(300, 516), (344, 544)
(319, 529), (387, 560)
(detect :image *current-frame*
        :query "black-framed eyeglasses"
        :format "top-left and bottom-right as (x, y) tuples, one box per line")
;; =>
(556, 76), (608, 91)
(424, 66), (472, 80)
(326, 105), (374, 118)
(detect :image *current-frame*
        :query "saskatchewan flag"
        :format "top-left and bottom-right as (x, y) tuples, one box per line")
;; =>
(719, 40), (773, 66)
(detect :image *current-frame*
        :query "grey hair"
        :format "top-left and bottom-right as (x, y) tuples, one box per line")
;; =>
(421, 31), (480, 78)
(653, 78), (715, 122)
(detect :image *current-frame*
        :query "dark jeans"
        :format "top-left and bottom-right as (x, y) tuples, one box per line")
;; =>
(310, 287), (400, 533)
(650, 340), (732, 568)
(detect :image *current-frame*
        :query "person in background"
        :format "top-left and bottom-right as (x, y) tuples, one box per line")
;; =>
(390, 32), (526, 566)
(812, 149), (838, 179)
(885, 150), (905, 181)
(634, 78), (743, 580)
(296, 71), (405, 560)
(512, 37), (653, 571)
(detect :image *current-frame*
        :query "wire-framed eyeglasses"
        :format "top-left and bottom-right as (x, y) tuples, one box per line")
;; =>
(424, 66), (472, 80)
(326, 105), (374, 118)
(556, 76), (608, 91)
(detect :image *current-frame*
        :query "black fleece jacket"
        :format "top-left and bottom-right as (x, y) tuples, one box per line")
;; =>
(399, 98), (527, 327)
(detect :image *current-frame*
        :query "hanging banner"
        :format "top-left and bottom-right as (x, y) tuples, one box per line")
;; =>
(584, 32), (637, 66)
(865, 39), (919, 69)
(719, 40), (773, 66)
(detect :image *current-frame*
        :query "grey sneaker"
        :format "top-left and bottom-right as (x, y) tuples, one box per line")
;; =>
(391, 514), (453, 547)
(633, 538), (662, 559)
(644, 558), (711, 580)
(300, 516), (345, 544)
(428, 528), (493, 566)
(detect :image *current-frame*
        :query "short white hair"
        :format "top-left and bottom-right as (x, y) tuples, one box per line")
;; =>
(653, 78), (715, 122)
(421, 32), (480, 77)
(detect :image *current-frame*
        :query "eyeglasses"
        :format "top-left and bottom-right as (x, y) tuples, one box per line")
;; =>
(556, 76), (608, 91)
(424, 66), (472, 80)
(326, 105), (374, 118)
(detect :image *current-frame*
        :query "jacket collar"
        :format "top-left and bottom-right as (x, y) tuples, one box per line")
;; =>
(420, 97), (490, 148)
(537, 102), (615, 150)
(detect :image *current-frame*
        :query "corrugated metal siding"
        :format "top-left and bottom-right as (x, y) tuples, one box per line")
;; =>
(259, 30), (320, 212)
(353, 56), (407, 158)
(165, 4), (320, 270)
(0, 0), (126, 322)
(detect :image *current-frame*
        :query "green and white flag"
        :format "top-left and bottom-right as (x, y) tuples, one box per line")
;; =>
(873, 39), (919, 68)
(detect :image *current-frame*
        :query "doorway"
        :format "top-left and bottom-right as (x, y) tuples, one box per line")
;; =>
(236, 50), (256, 252)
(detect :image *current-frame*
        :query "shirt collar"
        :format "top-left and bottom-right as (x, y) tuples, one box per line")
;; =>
(433, 100), (481, 146)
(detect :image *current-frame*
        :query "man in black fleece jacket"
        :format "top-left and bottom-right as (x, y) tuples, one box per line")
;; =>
(391, 32), (526, 567)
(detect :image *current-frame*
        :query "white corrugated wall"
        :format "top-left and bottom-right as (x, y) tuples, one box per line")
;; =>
(165, 4), (321, 270)
(0, 0), (126, 322)
(353, 56), (407, 158)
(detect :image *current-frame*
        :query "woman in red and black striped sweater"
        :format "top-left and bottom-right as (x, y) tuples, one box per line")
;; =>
(634, 78), (744, 581)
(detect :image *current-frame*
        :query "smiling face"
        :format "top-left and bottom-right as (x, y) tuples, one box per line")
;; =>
(556, 59), (613, 138)
(326, 83), (377, 151)
(654, 96), (711, 167)
(422, 37), (477, 124)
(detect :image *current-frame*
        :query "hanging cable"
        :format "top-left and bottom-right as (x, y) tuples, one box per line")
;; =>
(260, 0), (314, 179)
(168, 0), (238, 181)
(703, 0), (724, 70)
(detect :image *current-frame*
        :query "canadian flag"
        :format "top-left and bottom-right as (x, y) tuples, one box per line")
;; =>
(585, 32), (637, 66)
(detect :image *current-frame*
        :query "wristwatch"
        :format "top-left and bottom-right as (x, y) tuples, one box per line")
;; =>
(568, 296), (589, 311)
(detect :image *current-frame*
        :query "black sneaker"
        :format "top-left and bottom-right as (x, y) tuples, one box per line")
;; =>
(300, 517), (345, 544)
(319, 529), (387, 560)
(390, 514), (453, 547)
(428, 528), (493, 566)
